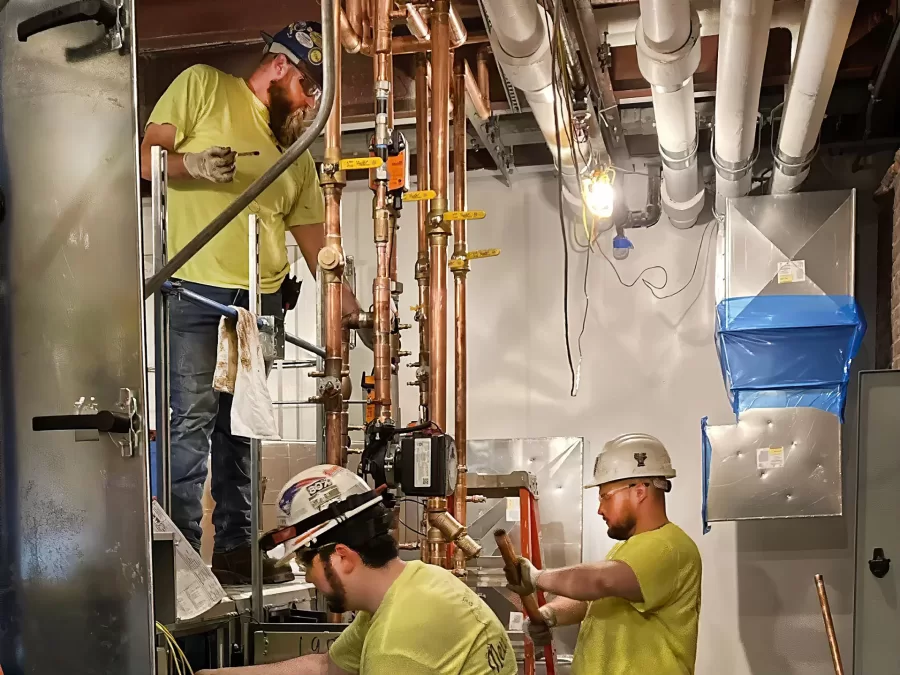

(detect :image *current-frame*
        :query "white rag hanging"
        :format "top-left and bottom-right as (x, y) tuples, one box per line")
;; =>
(212, 307), (280, 440)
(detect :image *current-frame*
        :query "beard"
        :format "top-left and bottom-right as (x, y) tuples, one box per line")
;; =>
(322, 556), (349, 614)
(606, 515), (637, 541)
(268, 80), (314, 148)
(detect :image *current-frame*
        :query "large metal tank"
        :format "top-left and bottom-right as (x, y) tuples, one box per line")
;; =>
(0, 1), (155, 672)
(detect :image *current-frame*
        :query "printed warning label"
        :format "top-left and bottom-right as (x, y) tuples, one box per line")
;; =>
(757, 446), (785, 470)
(777, 260), (806, 284)
(414, 438), (432, 488)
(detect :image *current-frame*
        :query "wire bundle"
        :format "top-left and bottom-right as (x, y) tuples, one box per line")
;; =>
(156, 622), (194, 675)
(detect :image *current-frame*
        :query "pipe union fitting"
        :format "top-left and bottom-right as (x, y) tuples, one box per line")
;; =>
(635, 11), (701, 88)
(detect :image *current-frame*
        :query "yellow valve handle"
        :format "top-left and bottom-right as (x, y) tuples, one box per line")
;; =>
(340, 157), (383, 170)
(403, 190), (437, 202)
(445, 210), (486, 221)
(449, 248), (501, 270)
(467, 248), (501, 260)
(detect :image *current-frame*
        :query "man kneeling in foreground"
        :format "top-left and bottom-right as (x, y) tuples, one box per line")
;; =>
(199, 465), (516, 675)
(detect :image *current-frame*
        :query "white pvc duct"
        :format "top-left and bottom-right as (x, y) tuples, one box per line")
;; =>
(636, 0), (705, 228)
(770, 0), (859, 193)
(712, 0), (774, 215)
(596, 0), (803, 63)
(480, 0), (597, 198)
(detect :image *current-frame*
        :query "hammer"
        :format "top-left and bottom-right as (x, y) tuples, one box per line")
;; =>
(494, 528), (547, 626)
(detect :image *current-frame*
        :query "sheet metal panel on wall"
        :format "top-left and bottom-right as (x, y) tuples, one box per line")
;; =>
(0, 2), (155, 673)
(704, 191), (863, 529)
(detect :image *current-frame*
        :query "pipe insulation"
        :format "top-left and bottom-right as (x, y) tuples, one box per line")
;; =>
(597, 0), (803, 63)
(480, 0), (597, 198)
(713, 0), (774, 215)
(636, 0), (705, 228)
(770, 0), (859, 194)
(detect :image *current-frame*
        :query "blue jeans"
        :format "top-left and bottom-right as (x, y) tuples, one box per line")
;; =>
(168, 281), (283, 552)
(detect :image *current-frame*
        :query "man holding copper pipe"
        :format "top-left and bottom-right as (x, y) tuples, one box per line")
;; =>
(506, 434), (702, 675)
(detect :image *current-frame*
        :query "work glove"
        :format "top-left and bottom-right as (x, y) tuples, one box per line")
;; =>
(523, 604), (558, 648)
(183, 146), (236, 183)
(506, 556), (543, 596)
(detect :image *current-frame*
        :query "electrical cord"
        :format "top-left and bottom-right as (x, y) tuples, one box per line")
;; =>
(156, 622), (193, 675)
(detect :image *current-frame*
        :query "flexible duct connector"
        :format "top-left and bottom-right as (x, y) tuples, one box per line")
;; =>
(480, 0), (597, 198)
(635, 3), (705, 228)
(770, 0), (859, 194)
(712, 0), (774, 216)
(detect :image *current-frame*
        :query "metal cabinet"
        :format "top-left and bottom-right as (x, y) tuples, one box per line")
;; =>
(854, 370), (900, 672)
(0, 1), (154, 673)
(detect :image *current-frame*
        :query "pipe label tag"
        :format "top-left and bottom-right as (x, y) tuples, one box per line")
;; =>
(340, 157), (383, 170)
(445, 210), (486, 221)
(403, 190), (437, 202)
(777, 260), (806, 284)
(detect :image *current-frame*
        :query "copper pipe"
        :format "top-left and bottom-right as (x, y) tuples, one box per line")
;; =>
(495, 529), (546, 625)
(339, 9), (363, 53)
(392, 30), (486, 53)
(373, 46), (394, 424)
(406, 3), (430, 40)
(476, 46), (491, 112)
(374, 0), (392, 53)
(428, 0), (451, 432)
(323, 0), (345, 467)
(815, 575), (845, 675)
(463, 61), (490, 120)
(414, 53), (431, 422)
(346, 0), (365, 37)
(448, 2), (467, 46)
(452, 55), (468, 576)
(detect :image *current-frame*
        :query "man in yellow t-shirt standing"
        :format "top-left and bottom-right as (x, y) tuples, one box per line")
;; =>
(508, 434), (702, 675)
(198, 465), (517, 675)
(140, 22), (367, 584)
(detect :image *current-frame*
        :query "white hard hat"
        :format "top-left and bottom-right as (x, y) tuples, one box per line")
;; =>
(584, 433), (676, 489)
(260, 464), (383, 565)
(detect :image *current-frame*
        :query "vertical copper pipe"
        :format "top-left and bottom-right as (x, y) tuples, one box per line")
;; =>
(451, 56), (468, 576)
(323, 0), (345, 467)
(374, 0), (392, 54)
(346, 0), (364, 37)
(476, 46), (491, 110)
(815, 575), (845, 675)
(428, 0), (451, 433)
(373, 52), (393, 424)
(414, 54), (431, 422)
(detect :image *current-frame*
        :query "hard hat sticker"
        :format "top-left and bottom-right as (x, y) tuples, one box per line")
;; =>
(296, 32), (313, 48)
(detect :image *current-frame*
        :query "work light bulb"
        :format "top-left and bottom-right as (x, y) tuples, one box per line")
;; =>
(583, 173), (615, 218)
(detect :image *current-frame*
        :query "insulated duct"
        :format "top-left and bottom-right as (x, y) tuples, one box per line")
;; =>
(479, 0), (596, 197)
(770, 0), (859, 193)
(712, 0), (774, 215)
(635, 0), (705, 228)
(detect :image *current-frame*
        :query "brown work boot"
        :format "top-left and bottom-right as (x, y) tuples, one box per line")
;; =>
(211, 546), (294, 585)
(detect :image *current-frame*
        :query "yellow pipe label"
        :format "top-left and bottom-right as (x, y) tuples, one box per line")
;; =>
(445, 210), (487, 221)
(402, 190), (437, 202)
(340, 157), (383, 170)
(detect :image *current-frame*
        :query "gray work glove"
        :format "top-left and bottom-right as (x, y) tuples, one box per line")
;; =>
(506, 556), (543, 596)
(183, 146), (236, 183)
(524, 604), (558, 648)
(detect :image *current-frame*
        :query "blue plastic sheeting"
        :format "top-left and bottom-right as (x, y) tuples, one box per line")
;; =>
(715, 295), (865, 419)
(700, 417), (711, 535)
